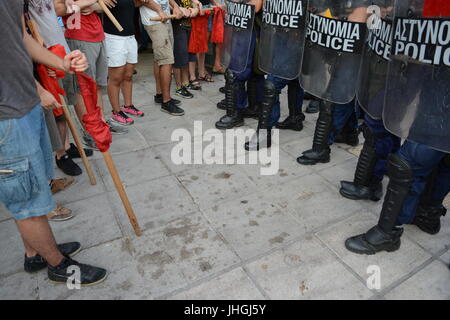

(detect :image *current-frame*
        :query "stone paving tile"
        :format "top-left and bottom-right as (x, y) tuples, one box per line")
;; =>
(108, 175), (198, 234)
(384, 260), (450, 300)
(176, 165), (257, 211)
(0, 219), (25, 277)
(245, 237), (373, 300)
(315, 157), (359, 191)
(0, 272), (39, 300)
(234, 149), (313, 191)
(170, 267), (265, 300)
(50, 193), (123, 249)
(35, 238), (152, 300)
(151, 142), (207, 174)
(202, 192), (302, 260)
(316, 213), (433, 291)
(52, 164), (107, 206)
(135, 116), (195, 147)
(132, 212), (240, 298)
(281, 136), (355, 171)
(439, 250), (449, 265)
(266, 174), (366, 234)
(94, 148), (170, 192)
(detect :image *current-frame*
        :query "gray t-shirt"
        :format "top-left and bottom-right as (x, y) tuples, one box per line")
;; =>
(0, 0), (40, 120)
(28, 0), (70, 53)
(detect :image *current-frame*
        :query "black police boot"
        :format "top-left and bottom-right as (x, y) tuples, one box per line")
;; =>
(245, 80), (276, 151)
(340, 125), (383, 201)
(215, 70), (244, 130)
(411, 167), (447, 234)
(297, 100), (332, 165)
(412, 205), (446, 235)
(276, 81), (305, 131)
(217, 99), (226, 110)
(335, 122), (359, 147)
(345, 154), (414, 255)
(241, 76), (260, 119)
(305, 99), (320, 114)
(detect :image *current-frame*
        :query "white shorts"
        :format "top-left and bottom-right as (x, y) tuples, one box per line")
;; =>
(105, 33), (138, 67)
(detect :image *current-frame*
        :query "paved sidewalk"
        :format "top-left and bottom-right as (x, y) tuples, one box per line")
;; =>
(0, 53), (448, 300)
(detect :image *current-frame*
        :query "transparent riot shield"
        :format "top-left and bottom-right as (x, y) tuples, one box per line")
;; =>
(221, 0), (256, 73)
(383, 0), (450, 153)
(356, 0), (395, 120)
(258, 0), (307, 80)
(299, 0), (369, 104)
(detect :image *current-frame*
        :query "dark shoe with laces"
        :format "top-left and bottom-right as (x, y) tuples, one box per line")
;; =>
(161, 100), (185, 116)
(154, 94), (181, 106)
(66, 143), (93, 158)
(217, 99), (226, 110)
(219, 86), (225, 94)
(48, 256), (107, 287)
(24, 242), (82, 273)
(176, 86), (194, 99)
(305, 100), (320, 113)
(345, 226), (403, 255)
(56, 154), (82, 176)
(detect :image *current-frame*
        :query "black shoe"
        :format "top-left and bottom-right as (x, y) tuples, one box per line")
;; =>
(215, 109), (244, 129)
(244, 130), (272, 151)
(275, 115), (305, 131)
(345, 226), (403, 255)
(66, 143), (93, 158)
(48, 257), (107, 287)
(340, 180), (383, 201)
(241, 106), (260, 119)
(217, 99), (227, 110)
(161, 100), (185, 116)
(176, 86), (194, 99)
(154, 94), (181, 106)
(297, 148), (331, 165)
(56, 154), (82, 176)
(412, 205), (446, 235)
(24, 242), (82, 273)
(335, 128), (359, 147)
(219, 86), (225, 94)
(305, 100), (320, 113)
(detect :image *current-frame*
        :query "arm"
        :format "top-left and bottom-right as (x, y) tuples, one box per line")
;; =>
(35, 81), (61, 110)
(139, 0), (171, 21)
(22, 17), (88, 73)
(247, 0), (262, 13)
(53, 0), (98, 16)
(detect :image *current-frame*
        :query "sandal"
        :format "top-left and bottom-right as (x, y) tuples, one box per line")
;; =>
(199, 73), (215, 82)
(47, 205), (75, 222)
(50, 177), (75, 195)
(212, 66), (226, 75)
(187, 79), (202, 91)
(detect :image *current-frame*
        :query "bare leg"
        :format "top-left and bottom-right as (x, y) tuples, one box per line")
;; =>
(174, 67), (182, 89)
(189, 60), (197, 82)
(55, 119), (68, 160)
(107, 66), (126, 114)
(181, 66), (190, 87)
(15, 216), (64, 267)
(160, 64), (173, 103)
(154, 62), (162, 95)
(121, 63), (135, 107)
(74, 95), (87, 124)
(213, 43), (223, 71)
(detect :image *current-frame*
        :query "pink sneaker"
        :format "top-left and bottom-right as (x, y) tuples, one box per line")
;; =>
(121, 105), (144, 117)
(111, 111), (134, 125)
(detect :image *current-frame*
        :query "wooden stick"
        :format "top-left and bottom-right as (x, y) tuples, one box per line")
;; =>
(150, 7), (215, 21)
(98, 0), (124, 32)
(60, 95), (97, 186)
(102, 151), (142, 236)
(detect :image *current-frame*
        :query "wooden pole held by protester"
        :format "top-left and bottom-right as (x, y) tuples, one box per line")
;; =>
(98, 0), (124, 32)
(60, 95), (97, 186)
(102, 151), (142, 236)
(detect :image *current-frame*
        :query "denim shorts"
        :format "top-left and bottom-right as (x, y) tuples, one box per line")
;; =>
(0, 104), (55, 220)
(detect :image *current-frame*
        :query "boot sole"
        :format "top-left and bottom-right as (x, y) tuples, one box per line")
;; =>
(160, 108), (185, 116)
(296, 157), (330, 166)
(339, 189), (381, 202)
(48, 272), (108, 287)
(215, 122), (244, 130)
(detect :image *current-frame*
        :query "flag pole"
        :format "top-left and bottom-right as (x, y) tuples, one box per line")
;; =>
(60, 95), (97, 186)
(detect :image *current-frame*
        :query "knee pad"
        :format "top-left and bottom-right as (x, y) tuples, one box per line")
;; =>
(386, 153), (414, 184)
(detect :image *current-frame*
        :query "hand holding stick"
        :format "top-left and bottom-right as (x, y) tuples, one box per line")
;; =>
(98, 0), (123, 32)
(150, 6), (215, 21)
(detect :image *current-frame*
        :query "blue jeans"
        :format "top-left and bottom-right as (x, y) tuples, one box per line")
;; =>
(328, 100), (359, 145)
(397, 141), (449, 224)
(267, 75), (304, 127)
(0, 105), (55, 220)
(364, 114), (401, 179)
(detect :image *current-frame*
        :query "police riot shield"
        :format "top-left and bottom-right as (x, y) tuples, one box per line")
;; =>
(221, 0), (256, 73)
(383, 0), (450, 153)
(356, 0), (394, 119)
(258, 0), (307, 80)
(299, 0), (369, 104)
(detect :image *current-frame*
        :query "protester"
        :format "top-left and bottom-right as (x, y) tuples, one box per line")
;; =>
(138, 0), (185, 115)
(104, 0), (144, 126)
(0, 1), (107, 285)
